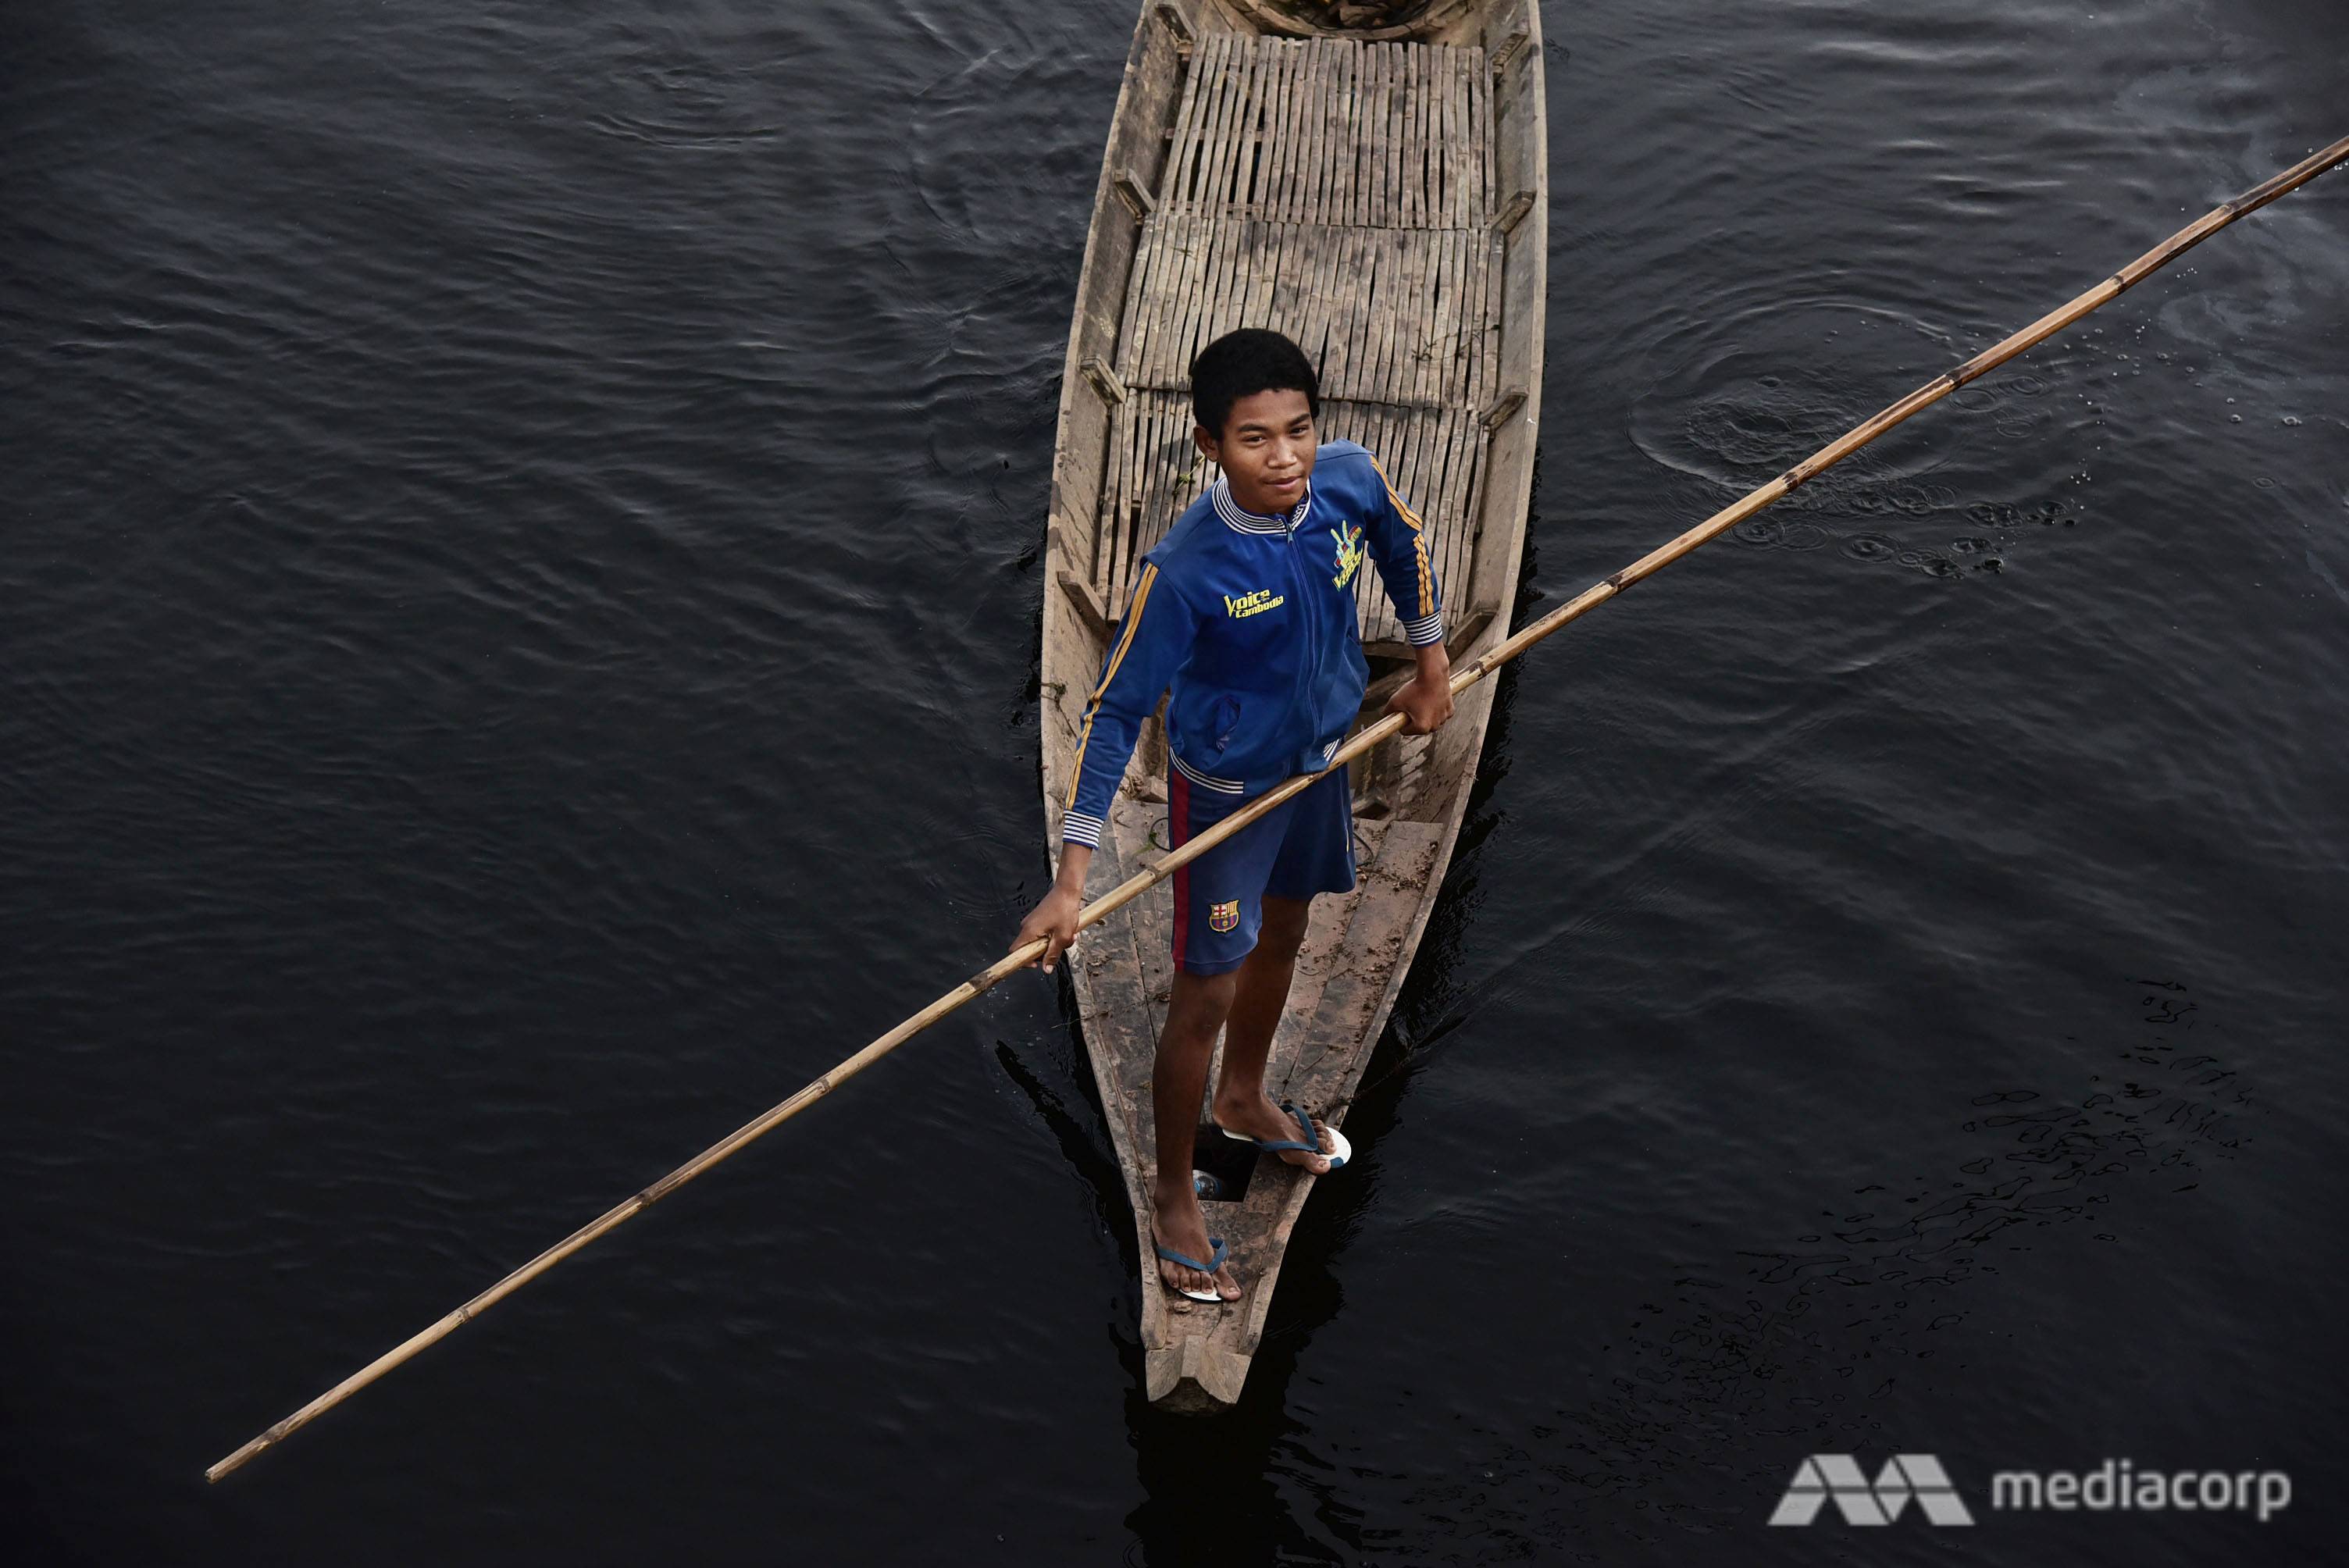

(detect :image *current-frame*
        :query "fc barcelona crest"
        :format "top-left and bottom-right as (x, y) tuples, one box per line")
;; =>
(1208, 900), (1241, 932)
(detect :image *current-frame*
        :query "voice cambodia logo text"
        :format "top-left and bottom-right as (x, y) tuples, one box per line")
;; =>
(1769, 1454), (2291, 1527)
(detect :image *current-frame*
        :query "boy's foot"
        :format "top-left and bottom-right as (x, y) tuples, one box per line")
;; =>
(1209, 1092), (1342, 1174)
(1151, 1186), (1242, 1302)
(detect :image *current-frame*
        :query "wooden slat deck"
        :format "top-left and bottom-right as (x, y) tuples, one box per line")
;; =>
(1095, 33), (1507, 649)
(1157, 34), (1491, 225)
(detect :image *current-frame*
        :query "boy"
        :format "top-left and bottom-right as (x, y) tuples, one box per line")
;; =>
(1013, 328), (1455, 1303)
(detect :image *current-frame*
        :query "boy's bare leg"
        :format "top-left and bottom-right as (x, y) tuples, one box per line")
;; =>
(1209, 895), (1338, 1173)
(1150, 968), (1243, 1300)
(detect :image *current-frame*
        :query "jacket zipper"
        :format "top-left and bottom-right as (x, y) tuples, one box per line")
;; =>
(1287, 518), (1319, 765)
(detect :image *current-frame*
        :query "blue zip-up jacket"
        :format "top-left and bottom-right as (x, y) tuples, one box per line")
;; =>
(1060, 440), (1444, 849)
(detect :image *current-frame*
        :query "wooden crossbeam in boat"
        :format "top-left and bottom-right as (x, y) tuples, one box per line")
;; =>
(1114, 166), (1157, 219)
(1082, 354), (1129, 405)
(1152, 1), (1192, 48)
(1479, 386), (1526, 430)
(1488, 28), (1530, 80)
(1057, 567), (1111, 642)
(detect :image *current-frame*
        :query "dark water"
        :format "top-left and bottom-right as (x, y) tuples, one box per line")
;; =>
(4, 0), (2344, 1561)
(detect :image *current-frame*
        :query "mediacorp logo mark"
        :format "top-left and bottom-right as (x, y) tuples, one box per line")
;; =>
(1769, 1455), (1973, 1527)
(1768, 1454), (2293, 1527)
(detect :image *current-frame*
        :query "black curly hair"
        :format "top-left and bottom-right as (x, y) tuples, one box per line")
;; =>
(1189, 328), (1321, 440)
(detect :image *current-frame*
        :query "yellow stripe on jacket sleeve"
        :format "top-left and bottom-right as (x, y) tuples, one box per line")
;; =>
(1367, 454), (1435, 616)
(1062, 562), (1159, 815)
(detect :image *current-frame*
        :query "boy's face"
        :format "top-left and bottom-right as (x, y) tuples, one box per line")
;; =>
(1196, 387), (1316, 517)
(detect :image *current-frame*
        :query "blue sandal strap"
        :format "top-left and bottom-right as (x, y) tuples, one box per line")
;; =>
(1152, 1235), (1227, 1274)
(1217, 1101), (1329, 1155)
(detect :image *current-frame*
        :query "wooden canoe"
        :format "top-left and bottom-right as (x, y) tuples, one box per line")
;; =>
(1037, 0), (1547, 1413)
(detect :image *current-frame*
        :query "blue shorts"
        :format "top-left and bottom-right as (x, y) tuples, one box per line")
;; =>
(1169, 761), (1356, 975)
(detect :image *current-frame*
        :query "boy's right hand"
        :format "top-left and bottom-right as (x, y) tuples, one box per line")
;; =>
(1013, 887), (1085, 974)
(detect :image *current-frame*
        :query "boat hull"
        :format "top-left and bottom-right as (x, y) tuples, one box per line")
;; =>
(1038, 0), (1549, 1412)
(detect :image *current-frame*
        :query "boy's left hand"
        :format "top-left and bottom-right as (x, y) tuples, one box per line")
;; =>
(1385, 651), (1456, 736)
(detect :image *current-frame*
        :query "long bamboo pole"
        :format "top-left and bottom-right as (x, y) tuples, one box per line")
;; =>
(208, 132), (2349, 1482)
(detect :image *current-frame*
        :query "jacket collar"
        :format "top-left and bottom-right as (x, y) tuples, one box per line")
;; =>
(1210, 475), (1313, 536)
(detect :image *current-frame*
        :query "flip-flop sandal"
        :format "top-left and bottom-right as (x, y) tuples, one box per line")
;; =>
(1153, 1235), (1233, 1304)
(1215, 1099), (1350, 1172)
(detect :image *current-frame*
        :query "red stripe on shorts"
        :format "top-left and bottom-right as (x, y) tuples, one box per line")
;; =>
(1168, 766), (1190, 970)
